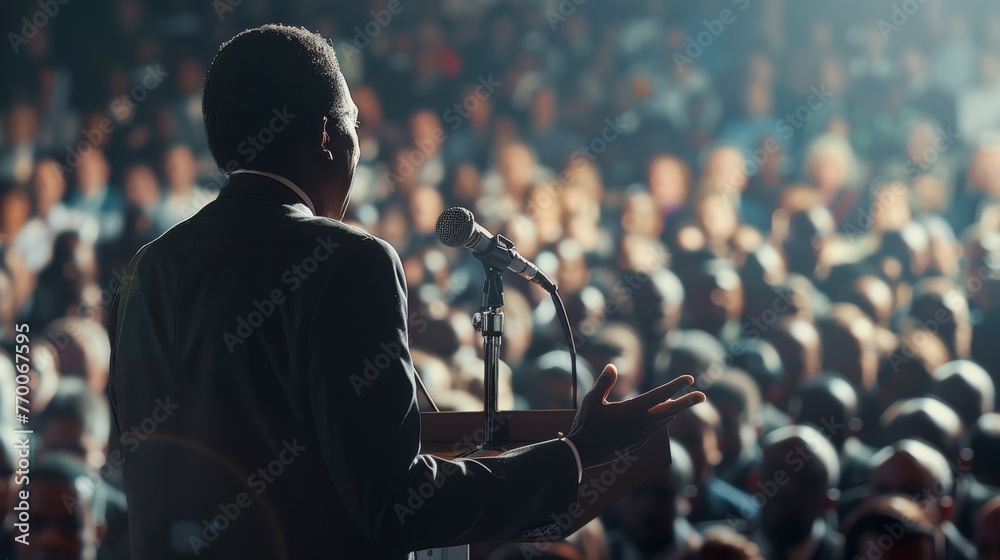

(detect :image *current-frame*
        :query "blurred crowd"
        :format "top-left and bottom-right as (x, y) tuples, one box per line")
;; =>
(4, 0), (1000, 558)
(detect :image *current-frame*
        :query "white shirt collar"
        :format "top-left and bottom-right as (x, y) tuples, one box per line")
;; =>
(230, 169), (316, 215)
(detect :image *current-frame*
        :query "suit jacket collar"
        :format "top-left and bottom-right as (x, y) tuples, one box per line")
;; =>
(218, 171), (314, 214)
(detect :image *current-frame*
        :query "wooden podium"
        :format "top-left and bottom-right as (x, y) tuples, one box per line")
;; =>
(419, 409), (673, 541)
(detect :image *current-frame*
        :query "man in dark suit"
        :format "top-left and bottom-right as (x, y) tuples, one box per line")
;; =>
(108, 25), (704, 559)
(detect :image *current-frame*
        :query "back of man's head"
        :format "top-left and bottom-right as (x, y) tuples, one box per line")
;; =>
(203, 24), (352, 172)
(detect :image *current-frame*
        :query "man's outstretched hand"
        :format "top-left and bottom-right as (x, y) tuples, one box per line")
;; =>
(566, 364), (705, 469)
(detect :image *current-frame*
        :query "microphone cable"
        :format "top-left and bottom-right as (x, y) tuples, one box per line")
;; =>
(549, 290), (579, 409)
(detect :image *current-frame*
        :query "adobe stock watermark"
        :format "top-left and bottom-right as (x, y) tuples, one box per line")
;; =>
(392, 458), (466, 525)
(384, 75), (500, 190)
(7, 0), (71, 54)
(202, 106), (297, 194)
(188, 439), (306, 556)
(340, 0), (415, 60)
(349, 340), (404, 395)
(59, 64), (170, 174)
(673, 0), (752, 70)
(716, 82), (835, 199)
(519, 450), (639, 557)
(546, 0), (588, 30)
(522, 112), (637, 218)
(100, 396), (178, 480)
(235, 107), (296, 164)
(904, 126), (960, 177)
(572, 244), (669, 345)
(852, 483), (950, 560)
(877, 0), (930, 41)
(842, 177), (907, 242)
(222, 234), (340, 353)
(61, 396), (179, 515)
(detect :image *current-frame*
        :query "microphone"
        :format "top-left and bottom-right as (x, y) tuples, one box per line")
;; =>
(435, 207), (557, 293)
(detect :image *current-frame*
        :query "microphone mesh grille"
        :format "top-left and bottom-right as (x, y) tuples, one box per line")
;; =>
(435, 207), (475, 247)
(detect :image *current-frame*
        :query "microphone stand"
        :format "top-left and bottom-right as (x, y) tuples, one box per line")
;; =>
(471, 234), (519, 450)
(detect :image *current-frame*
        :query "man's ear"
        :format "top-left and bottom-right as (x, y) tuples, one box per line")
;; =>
(319, 116), (332, 160)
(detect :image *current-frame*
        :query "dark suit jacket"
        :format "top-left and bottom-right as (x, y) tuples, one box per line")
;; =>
(108, 173), (579, 559)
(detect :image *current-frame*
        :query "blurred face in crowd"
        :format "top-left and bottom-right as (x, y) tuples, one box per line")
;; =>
(766, 319), (822, 407)
(870, 181), (912, 233)
(177, 57), (205, 95)
(1, 189), (31, 237)
(505, 214), (539, 261)
(977, 498), (1000, 560)
(352, 85), (383, 132)
(410, 110), (443, 157)
(909, 277), (972, 360)
(163, 145), (198, 194)
(670, 404), (723, 486)
(123, 164), (160, 210)
(28, 343), (60, 416)
(616, 468), (682, 553)
(526, 183), (563, 241)
(34, 159), (68, 215)
(808, 150), (849, 197)
(75, 151), (110, 196)
(451, 163), (482, 204)
(969, 145), (1000, 199)
(531, 88), (557, 130)
(687, 262), (742, 335)
(375, 204), (409, 250)
(558, 183), (593, 219)
(621, 191), (663, 239)
(847, 275), (895, 327)
(869, 452), (947, 524)
(29, 480), (100, 560)
(702, 147), (748, 195)
(979, 52), (1000, 87)
(408, 185), (444, 235)
(695, 192), (738, 252)
(759, 439), (830, 548)
(745, 82), (773, 118)
(783, 208), (834, 276)
(914, 174), (949, 214)
(498, 143), (536, 199)
(555, 241), (589, 294)
(907, 122), (939, 166)
(564, 159), (604, 202)
(857, 531), (935, 560)
(647, 155), (690, 213)
(877, 332), (950, 416)
(6, 103), (39, 146)
(463, 85), (492, 131)
(821, 305), (879, 391)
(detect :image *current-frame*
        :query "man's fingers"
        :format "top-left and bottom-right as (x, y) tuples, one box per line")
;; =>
(647, 391), (706, 420)
(587, 364), (618, 404)
(629, 374), (695, 410)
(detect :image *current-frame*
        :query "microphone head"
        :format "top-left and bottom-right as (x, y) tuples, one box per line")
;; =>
(435, 207), (476, 247)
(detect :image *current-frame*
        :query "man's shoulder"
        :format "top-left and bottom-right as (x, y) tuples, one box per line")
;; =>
(294, 216), (401, 264)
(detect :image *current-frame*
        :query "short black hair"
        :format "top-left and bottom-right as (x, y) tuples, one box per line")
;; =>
(202, 24), (352, 172)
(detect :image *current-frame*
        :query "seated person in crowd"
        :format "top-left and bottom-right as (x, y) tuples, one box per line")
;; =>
(788, 373), (874, 491)
(608, 442), (703, 559)
(749, 425), (842, 560)
(841, 495), (945, 560)
(670, 401), (759, 525)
